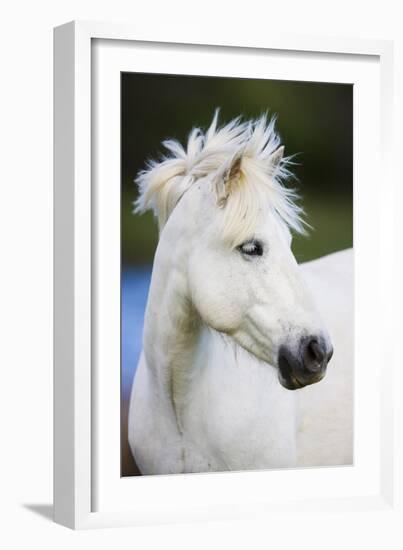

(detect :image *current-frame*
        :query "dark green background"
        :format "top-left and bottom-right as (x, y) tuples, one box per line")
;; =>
(121, 73), (353, 266)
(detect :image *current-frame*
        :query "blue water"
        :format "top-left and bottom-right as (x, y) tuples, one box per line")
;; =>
(121, 267), (152, 401)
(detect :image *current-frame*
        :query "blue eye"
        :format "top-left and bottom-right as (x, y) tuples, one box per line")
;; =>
(238, 240), (264, 257)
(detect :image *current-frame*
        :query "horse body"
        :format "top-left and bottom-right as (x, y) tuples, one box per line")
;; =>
(128, 113), (353, 475)
(296, 249), (353, 467)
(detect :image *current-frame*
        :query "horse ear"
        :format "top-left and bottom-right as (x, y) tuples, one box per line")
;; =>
(214, 149), (244, 207)
(224, 149), (243, 184)
(270, 145), (284, 169)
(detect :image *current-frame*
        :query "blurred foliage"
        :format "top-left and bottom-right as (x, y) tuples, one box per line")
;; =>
(121, 73), (352, 265)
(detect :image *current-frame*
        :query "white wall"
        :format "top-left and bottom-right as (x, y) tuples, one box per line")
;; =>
(0, 1), (402, 547)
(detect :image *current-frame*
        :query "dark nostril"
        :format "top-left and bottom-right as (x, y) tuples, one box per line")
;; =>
(310, 340), (325, 363)
(303, 338), (327, 373)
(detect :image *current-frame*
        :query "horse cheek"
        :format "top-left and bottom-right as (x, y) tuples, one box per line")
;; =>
(189, 269), (246, 334)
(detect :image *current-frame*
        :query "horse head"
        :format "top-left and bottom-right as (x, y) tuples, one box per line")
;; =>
(135, 111), (333, 390)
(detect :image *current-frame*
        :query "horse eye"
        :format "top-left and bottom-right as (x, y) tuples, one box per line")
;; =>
(238, 240), (264, 257)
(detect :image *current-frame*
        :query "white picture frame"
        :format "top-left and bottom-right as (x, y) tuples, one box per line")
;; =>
(54, 20), (395, 529)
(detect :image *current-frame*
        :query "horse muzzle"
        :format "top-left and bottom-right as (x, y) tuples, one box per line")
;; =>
(277, 336), (333, 390)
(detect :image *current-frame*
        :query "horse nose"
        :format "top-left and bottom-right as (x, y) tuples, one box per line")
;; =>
(302, 337), (333, 374)
(277, 335), (333, 390)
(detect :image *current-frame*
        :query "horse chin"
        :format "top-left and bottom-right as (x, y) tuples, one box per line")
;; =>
(277, 370), (326, 391)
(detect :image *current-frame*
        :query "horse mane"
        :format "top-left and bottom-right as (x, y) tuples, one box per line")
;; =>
(135, 111), (306, 247)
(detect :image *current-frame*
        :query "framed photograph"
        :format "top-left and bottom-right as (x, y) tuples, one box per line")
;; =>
(54, 21), (395, 529)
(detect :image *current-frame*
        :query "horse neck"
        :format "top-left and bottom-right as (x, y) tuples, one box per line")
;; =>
(142, 225), (201, 428)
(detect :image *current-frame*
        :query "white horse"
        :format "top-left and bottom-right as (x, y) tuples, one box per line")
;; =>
(128, 113), (353, 475)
